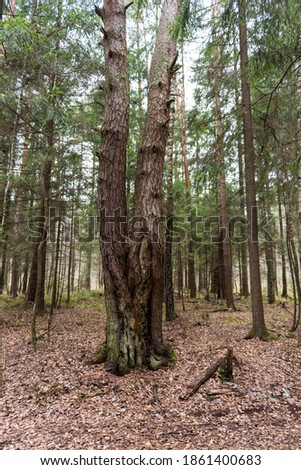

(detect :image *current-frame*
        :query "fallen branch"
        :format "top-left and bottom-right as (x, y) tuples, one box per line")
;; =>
(209, 308), (229, 313)
(180, 347), (234, 400)
(180, 357), (224, 400)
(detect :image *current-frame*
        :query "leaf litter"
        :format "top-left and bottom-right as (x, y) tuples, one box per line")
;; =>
(1, 297), (301, 449)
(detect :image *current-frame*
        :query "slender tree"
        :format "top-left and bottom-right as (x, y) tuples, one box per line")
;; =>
(11, 124), (30, 297)
(212, 0), (235, 309)
(238, 0), (267, 339)
(165, 82), (176, 321)
(176, 61), (197, 298)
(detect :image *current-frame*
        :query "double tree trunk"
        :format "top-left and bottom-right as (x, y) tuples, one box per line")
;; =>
(96, 0), (179, 375)
(238, 0), (267, 339)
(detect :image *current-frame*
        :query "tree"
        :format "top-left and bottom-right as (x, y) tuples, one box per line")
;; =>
(165, 81), (176, 321)
(95, 0), (180, 374)
(211, 0), (235, 309)
(238, 0), (268, 339)
(176, 58), (197, 299)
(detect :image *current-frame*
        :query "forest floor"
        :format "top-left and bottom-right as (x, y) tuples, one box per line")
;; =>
(1, 292), (301, 450)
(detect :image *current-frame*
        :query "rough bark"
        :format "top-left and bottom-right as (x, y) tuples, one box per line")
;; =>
(238, 0), (267, 339)
(97, 0), (179, 375)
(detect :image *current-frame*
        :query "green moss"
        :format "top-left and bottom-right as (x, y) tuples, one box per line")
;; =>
(0, 295), (27, 310)
(148, 354), (162, 371)
(218, 364), (234, 382)
(148, 341), (177, 370)
(286, 332), (295, 338)
(93, 345), (107, 364)
(222, 315), (245, 325)
(117, 356), (130, 376)
(245, 327), (278, 341)
(60, 290), (104, 309)
(166, 341), (177, 367)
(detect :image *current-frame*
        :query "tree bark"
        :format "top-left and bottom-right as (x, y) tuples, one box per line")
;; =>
(238, 0), (267, 339)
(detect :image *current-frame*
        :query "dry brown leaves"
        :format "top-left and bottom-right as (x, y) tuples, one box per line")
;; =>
(1, 296), (301, 450)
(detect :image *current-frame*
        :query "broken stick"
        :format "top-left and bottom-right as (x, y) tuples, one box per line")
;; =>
(180, 347), (234, 400)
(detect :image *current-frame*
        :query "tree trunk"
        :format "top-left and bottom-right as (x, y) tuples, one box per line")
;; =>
(0, 76), (23, 294)
(47, 219), (61, 341)
(11, 125), (30, 298)
(66, 204), (74, 304)
(0, 0), (4, 20)
(238, 0), (267, 339)
(96, 0), (179, 374)
(8, 0), (17, 17)
(285, 206), (301, 331)
(212, 0), (235, 309)
(262, 201), (275, 304)
(165, 83), (176, 321)
(175, 65), (196, 298)
(277, 182), (287, 297)
(297, 53), (301, 279)
(22, 251), (29, 294)
(235, 68), (249, 297)
(33, 119), (53, 314)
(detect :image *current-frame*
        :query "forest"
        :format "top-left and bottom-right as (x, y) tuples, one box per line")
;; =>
(1, 0), (301, 451)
